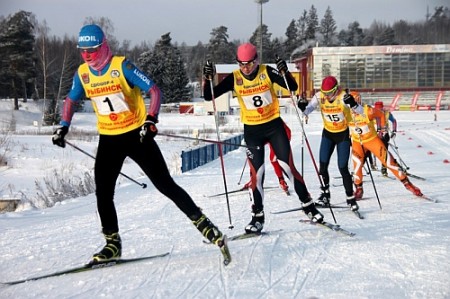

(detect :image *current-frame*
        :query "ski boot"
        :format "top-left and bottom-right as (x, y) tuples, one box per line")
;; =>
(191, 212), (231, 265)
(92, 232), (122, 264)
(316, 184), (330, 207)
(346, 195), (359, 211)
(381, 166), (388, 177)
(402, 179), (423, 196)
(191, 213), (224, 245)
(245, 205), (264, 234)
(354, 184), (364, 200)
(302, 199), (324, 223)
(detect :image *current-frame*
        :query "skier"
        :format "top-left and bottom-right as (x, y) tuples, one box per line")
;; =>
(297, 76), (363, 212)
(52, 24), (230, 264)
(373, 101), (398, 176)
(348, 91), (422, 198)
(203, 43), (324, 234)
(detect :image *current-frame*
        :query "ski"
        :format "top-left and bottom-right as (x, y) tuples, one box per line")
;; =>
(406, 172), (426, 181)
(299, 219), (356, 237)
(315, 203), (348, 209)
(229, 229), (282, 241)
(203, 230), (281, 244)
(219, 235), (232, 266)
(206, 186), (277, 198)
(351, 209), (365, 219)
(417, 194), (437, 203)
(1, 252), (170, 286)
(270, 204), (347, 215)
(270, 207), (303, 214)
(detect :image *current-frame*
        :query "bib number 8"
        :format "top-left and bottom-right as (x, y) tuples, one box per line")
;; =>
(253, 96), (263, 108)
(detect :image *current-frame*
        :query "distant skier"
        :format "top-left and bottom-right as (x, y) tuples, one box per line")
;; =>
(297, 76), (363, 212)
(373, 101), (398, 176)
(348, 91), (422, 199)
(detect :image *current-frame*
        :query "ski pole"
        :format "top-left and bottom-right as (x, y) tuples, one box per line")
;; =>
(389, 138), (409, 171)
(300, 107), (305, 176)
(364, 158), (382, 210)
(158, 133), (260, 150)
(208, 70), (234, 229)
(65, 140), (147, 189)
(237, 159), (248, 185)
(279, 61), (336, 223)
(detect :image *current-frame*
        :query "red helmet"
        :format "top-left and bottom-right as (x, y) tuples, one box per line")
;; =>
(321, 76), (338, 94)
(236, 43), (257, 62)
(374, 101), (384, 109)
(321, 76), (339, 101)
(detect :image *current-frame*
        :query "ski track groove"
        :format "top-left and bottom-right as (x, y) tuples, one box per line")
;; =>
(256, 234), (282, 296)
(194, 270), (219, 298)
(261, 234), (304, 297)
(238, 233), (264, 281)
(292, 230), (326, 297)
(218, 249), (230, 299)
(288, 231), (308, 298)
(148, 245), (174, 298)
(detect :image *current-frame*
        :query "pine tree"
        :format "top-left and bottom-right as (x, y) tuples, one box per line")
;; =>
(306, 5), (319, 41)
(207, 26), (235, 63)
(297, 10), (308, 44)
(0, 10), (36, 110)
(138, 33), (190, 103)
(319, 6), (337, 46)
(284, 20), (298, 58)
(250, 24), (272, 63)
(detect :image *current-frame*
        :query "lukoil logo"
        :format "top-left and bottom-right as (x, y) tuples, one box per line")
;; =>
(79, 35), (99, 43)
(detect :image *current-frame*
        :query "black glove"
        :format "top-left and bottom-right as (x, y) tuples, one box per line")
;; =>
(297, 98), (308, 112)
(140, 115), (158, 143)
(378, 130), (390, 143)
(203, 60), (216, 80)
(275, 57), (288, 74)
(52, 126), (69, 148)
(390, 131), (396, 139)
(343, 93), (358, 108)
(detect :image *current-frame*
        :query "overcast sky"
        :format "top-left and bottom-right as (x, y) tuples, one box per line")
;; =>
(1, 0), (448, 46)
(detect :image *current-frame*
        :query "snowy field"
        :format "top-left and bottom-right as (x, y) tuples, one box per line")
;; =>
(0, 100), (449, 298)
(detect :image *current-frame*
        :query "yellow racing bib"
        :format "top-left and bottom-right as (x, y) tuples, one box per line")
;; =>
(233, 65), (280, 125)
(78, 56), (146, 135)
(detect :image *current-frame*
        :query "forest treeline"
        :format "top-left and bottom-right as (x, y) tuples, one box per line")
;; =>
(0, 6), (448, 124)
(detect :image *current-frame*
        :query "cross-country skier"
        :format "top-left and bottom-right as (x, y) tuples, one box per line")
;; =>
(52, 24), (230, 264)
(203, 43), (324, 234)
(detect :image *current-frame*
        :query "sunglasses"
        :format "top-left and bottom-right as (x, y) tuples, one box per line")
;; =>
(78, 43), (103, 54)
(321, 85), (338, 96)
(238, 60), (255, 68)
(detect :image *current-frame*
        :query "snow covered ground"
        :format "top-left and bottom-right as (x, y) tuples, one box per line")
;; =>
(0, 100), (449, 298)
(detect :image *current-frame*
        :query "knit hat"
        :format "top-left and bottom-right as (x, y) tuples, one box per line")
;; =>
(374, 101), (384, 109)
(78, 24), (104, 48)
(321, 76), (338, 94)
(236, 43), (258, 62)
(78, 24), (112, 71)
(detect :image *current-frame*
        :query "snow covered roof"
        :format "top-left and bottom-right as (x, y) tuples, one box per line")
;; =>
(216, 63), (298, 73)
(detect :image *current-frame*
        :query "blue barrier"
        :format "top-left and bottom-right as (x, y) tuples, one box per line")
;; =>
(181, 134), (244, 173)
